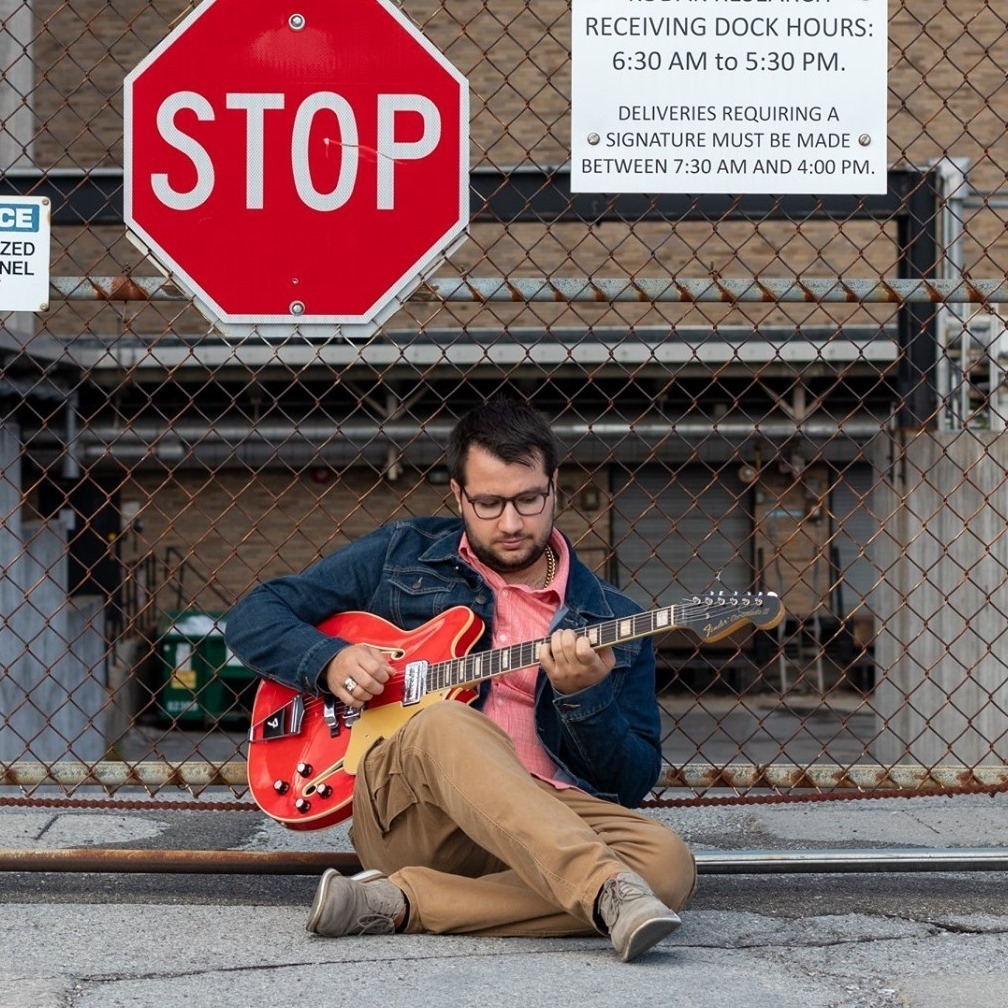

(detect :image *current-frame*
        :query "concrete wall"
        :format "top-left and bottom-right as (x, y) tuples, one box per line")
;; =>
(0, 421), (108, 763)
(872, 430), (1008, 766)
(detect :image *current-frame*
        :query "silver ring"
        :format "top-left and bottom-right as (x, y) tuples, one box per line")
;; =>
(343, 676), (358, 694)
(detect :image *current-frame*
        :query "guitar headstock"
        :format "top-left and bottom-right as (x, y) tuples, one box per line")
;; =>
(684, 590), (785, 643)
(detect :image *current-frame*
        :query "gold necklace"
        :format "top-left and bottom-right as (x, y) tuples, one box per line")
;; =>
(540, 545), (557, 589)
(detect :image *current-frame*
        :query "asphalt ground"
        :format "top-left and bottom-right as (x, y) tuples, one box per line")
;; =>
(3, 790), (1008, 1008)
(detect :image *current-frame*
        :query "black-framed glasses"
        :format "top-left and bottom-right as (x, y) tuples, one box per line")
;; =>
(461, 481), (553, 520)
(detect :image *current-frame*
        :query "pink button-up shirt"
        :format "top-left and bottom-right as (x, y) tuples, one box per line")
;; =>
(458, 531), (570, 783)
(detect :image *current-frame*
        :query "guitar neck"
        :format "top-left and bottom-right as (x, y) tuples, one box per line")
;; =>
(427, 603), (686, 692)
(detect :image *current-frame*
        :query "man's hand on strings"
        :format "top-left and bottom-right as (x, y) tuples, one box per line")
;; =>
(538, 628), (615, 695)
(324, 645), (392, 707)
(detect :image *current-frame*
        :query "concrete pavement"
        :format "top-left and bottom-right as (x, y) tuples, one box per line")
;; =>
(2, 791), (1008, 1008)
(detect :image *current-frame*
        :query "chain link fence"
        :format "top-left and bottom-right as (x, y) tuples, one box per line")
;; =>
(2, 1), (1008, 822)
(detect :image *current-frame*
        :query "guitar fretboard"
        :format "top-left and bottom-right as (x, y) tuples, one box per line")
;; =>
(424, 597), (766, 692)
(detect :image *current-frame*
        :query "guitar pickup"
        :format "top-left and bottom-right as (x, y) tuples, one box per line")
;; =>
(403, 660), (428, 706)
(253, 694), (305, 742)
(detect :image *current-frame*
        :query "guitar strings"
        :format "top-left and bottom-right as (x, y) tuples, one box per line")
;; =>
(425, 596), (771, 688)
(251, 593), (772, 731)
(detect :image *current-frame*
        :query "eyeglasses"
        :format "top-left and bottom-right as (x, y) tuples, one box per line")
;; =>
(461, 482), (553, 520)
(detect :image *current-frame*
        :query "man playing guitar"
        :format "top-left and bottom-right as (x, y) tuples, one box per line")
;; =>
(226, 395), (696, 962)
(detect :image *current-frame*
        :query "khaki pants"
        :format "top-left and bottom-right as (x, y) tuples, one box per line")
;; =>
(347, 701), (697, 937)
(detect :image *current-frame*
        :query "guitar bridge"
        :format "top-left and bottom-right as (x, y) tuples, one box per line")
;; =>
(403, 660), (428, 706)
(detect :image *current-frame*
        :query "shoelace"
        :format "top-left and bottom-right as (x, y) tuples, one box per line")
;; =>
(597, 875), (646, 927)
(354, 912), (398, 935)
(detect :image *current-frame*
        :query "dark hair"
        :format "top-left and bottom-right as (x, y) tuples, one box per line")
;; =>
(446, 395), (559, 486)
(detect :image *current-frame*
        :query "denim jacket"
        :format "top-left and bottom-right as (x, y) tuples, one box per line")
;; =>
(226, 516), (662, 807)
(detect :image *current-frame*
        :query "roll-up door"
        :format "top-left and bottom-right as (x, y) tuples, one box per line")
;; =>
(829, 463), (880, 618)
(611, 465), (753, 611)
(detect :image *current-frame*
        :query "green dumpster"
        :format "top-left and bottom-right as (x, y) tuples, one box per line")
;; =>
(198, 624), (259, 725)
(158, 612), (256, 726)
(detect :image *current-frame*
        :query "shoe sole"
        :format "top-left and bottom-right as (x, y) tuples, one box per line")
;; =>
(619, 913), (682, 962)
(306, 868), (386, 935)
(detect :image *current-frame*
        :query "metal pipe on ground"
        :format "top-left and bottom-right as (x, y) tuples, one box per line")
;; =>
(2, 847), (1008, 876)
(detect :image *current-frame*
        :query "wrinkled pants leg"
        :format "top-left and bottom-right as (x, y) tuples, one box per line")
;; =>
(347, 702), (696, 937)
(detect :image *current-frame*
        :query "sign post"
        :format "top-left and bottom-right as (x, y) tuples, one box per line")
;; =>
(124, 0), (469, 340)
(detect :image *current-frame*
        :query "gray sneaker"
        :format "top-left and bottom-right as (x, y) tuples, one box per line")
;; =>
(597, 871), (681, 962)
(306, 868), (406, 937)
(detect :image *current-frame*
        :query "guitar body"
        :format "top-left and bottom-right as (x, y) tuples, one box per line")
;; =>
(246, 588), (783, 831)
(247, 606), (484, 830)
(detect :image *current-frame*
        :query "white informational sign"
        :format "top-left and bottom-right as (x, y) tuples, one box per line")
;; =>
(0, 197), (50, 311)
(571, 0), (888, 195)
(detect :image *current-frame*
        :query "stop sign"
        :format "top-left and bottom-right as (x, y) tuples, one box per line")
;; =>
(124, 0), (469, 338)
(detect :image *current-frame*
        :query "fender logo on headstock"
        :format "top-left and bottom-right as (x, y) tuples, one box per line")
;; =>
(703, 616), (737, 636)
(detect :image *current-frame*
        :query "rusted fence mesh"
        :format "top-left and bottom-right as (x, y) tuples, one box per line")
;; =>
(2, 0), (1008, 813)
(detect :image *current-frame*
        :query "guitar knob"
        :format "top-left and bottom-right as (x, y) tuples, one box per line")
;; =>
(294, 797), (311, 814)
(316, 784), (332, 798)
(273, 779), (289, 794)
(296, 762), (313, 777)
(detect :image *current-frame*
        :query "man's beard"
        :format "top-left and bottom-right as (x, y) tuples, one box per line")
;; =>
(463, 523), (551, 576)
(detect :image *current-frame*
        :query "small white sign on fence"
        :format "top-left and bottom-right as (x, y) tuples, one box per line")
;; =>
(0, 196), (51, 312)
(571, 0), (888, 195)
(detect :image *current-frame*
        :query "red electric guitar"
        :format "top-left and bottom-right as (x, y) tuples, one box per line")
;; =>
(246, 590), (784, 830)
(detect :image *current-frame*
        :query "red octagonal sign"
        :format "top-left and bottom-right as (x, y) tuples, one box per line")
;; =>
(124, 0), (468, 338)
